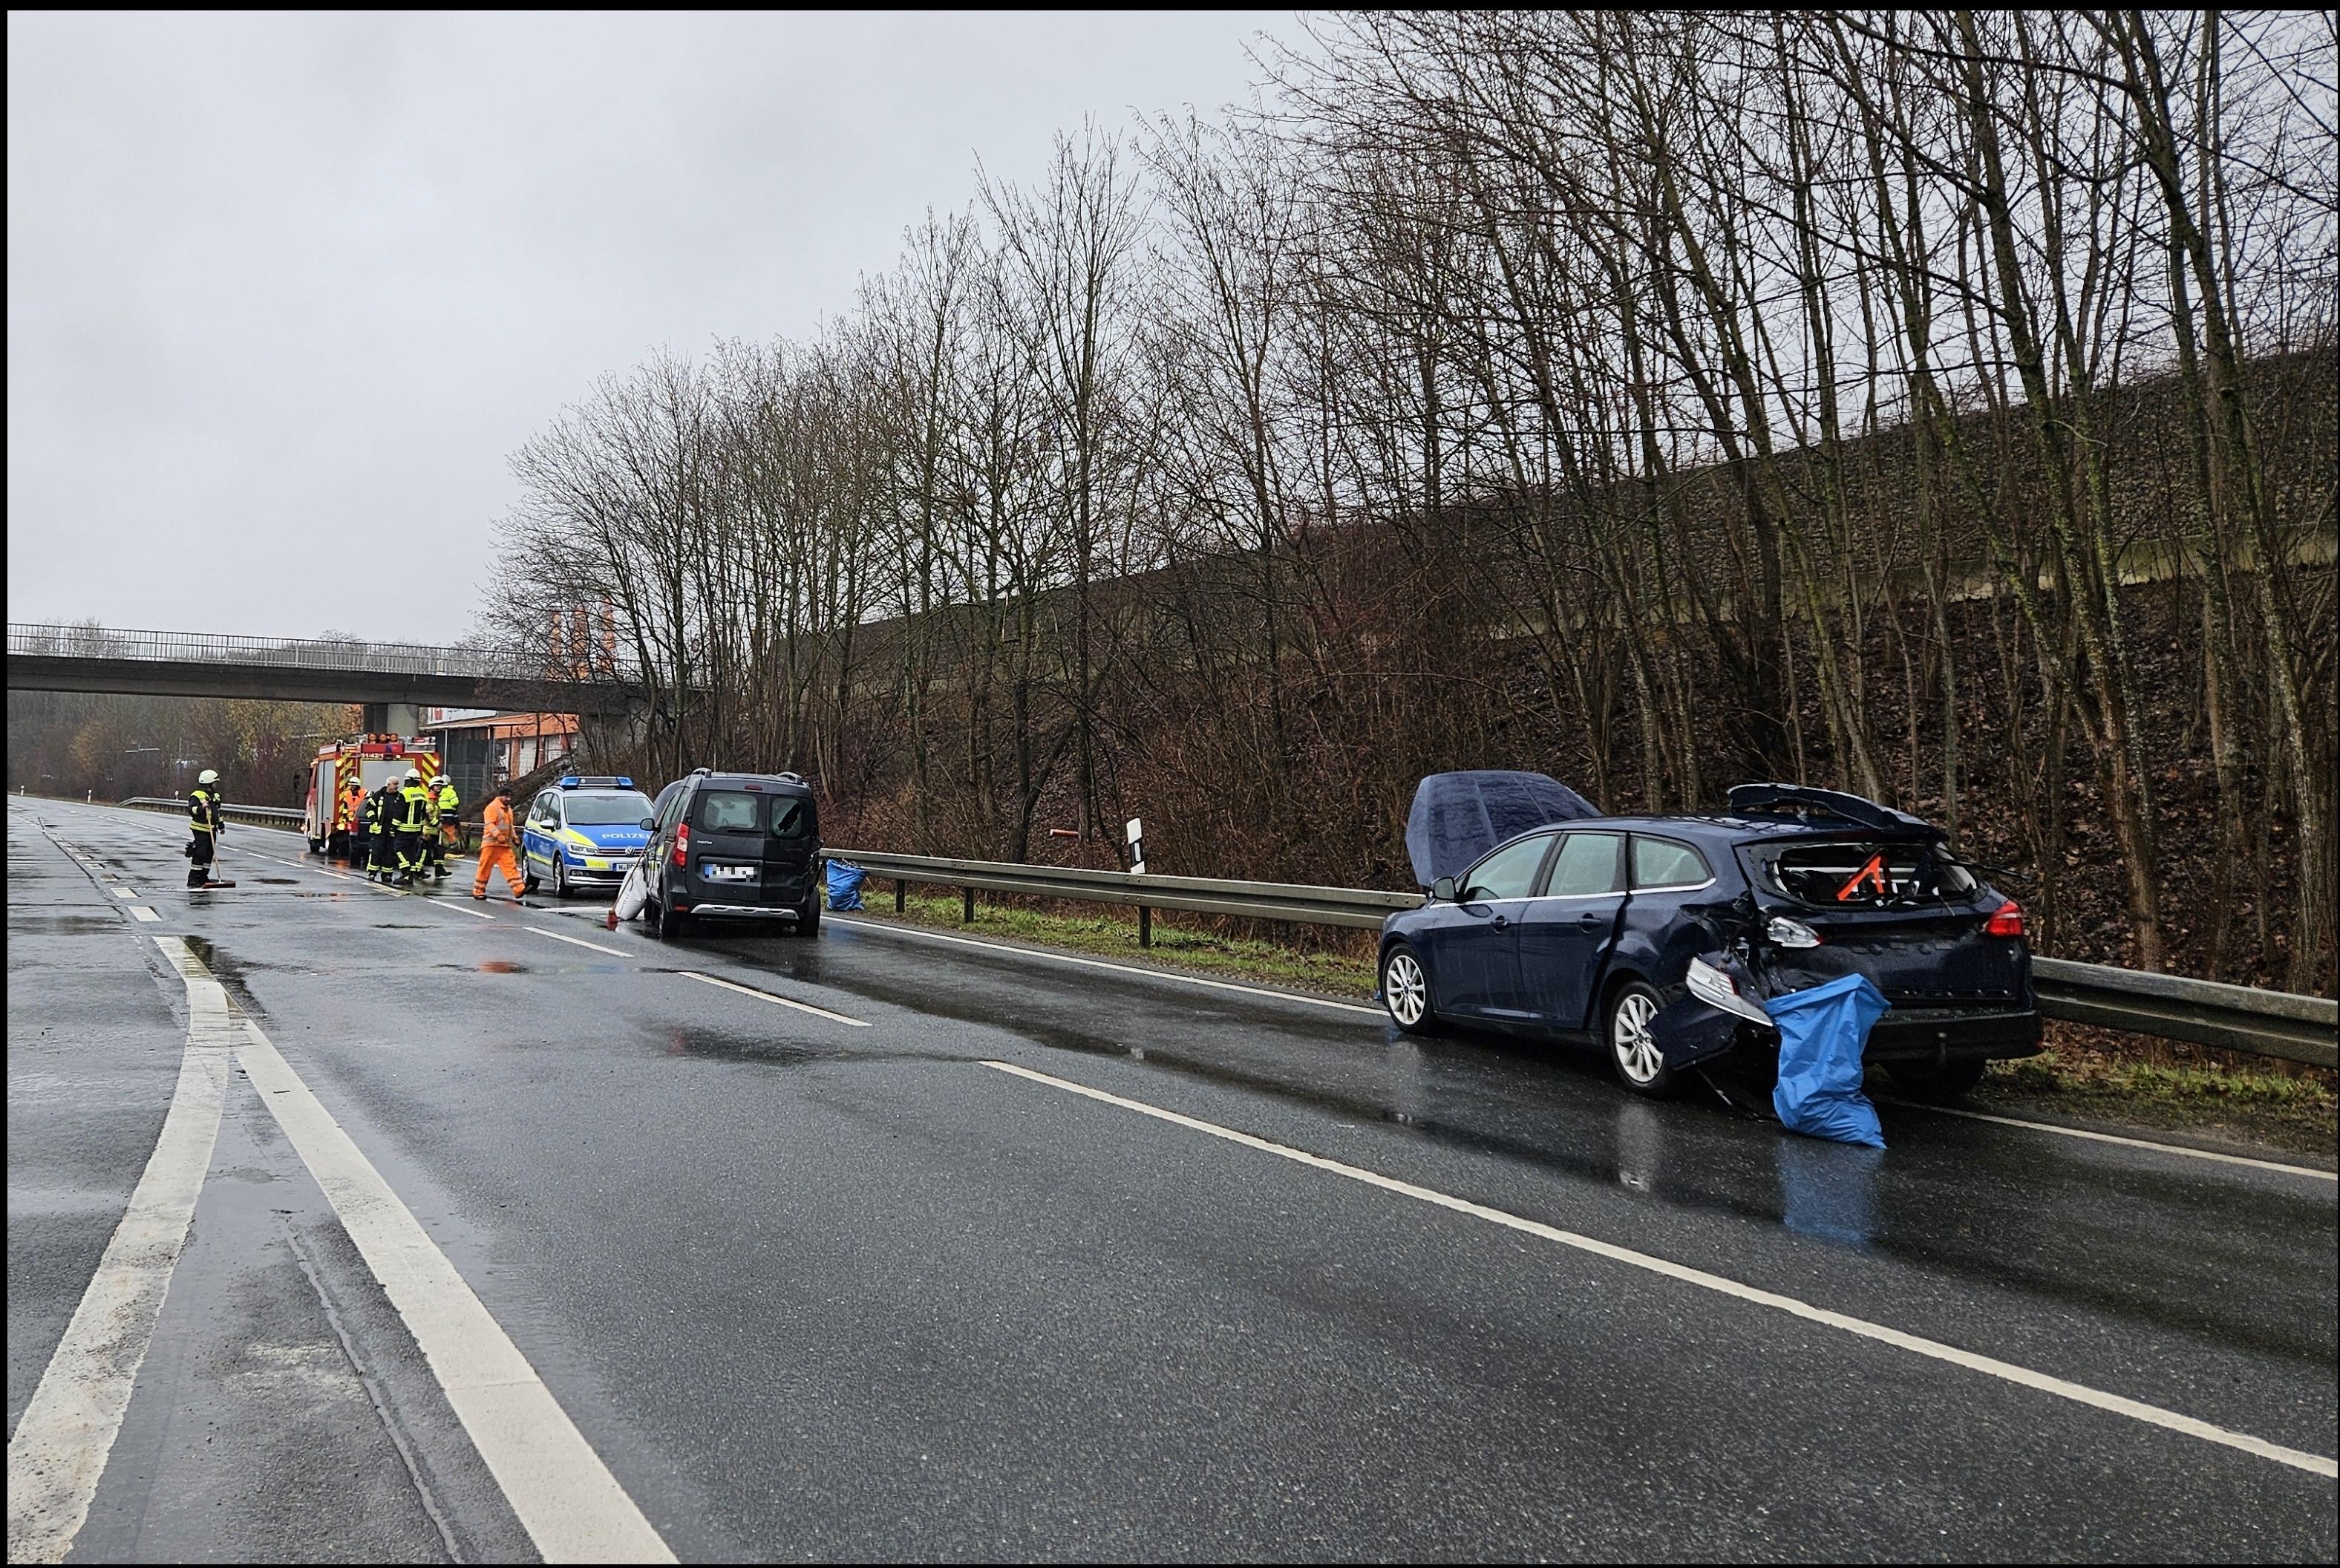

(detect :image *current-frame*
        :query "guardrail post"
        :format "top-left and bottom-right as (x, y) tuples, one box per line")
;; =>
(962, 886), (974, 924)
(1139, 904), (1151, 948)
(895, 879), (906, 914)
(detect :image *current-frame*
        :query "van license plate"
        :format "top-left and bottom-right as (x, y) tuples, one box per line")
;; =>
(702, 863), (756, 883)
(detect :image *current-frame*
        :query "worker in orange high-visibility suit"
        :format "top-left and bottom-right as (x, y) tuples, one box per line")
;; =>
(472, 784), (526, 902)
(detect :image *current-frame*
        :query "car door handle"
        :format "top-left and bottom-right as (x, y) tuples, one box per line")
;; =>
(1578, 913), (1604, 930)
(1491, 914), (1511, 931)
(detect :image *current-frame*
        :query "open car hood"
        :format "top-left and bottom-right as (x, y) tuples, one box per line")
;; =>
(1403, 771), (1601, 888)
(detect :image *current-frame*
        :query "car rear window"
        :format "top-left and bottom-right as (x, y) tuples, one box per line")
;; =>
(1753, 840), (1978, 908)
(695, 789), (814, 838)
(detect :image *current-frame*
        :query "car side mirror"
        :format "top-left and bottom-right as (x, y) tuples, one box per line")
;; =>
(640, 817), (656, 831)
(1432, 875), (1456, 903)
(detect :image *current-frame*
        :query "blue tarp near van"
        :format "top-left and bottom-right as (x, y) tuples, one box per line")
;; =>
(1404, 771), (1600, 888)
(825, 860), (866, 912)
(1766, 972), (1889, 1149)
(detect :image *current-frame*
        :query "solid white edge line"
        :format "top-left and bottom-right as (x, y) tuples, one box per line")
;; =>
(129, 906), (160, 923)
(1909, 1104), (2337, 1183)
(4, 938), (232, 1564)
(830, 914), (1385, 1015)
(978, 1058), (2340, 1482)
(526, 925), (629, 958)
(231, 1009), (675, 1562)
(677, 970), (869, 1027)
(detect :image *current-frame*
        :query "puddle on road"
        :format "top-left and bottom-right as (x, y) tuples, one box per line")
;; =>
(12, 914), (128, 935)
(658, 1024), (955, 1070)
(177, 935), (272, 1023)
(254, 877), (298, 885)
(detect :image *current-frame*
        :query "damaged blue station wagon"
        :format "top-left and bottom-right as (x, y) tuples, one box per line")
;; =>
(1375, 773), (2042, 1101)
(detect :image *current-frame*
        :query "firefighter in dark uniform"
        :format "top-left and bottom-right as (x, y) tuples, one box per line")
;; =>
(365, 779), (399, 881)
(186, 768), (224, 888)
(392, 768), (431, 886)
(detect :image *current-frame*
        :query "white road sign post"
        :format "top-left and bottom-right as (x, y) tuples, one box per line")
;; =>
(1128, 817), (1150, 947)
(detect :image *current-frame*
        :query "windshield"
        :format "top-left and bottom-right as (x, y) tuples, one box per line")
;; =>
(563, 791), (653, 826)
(1748, 838), (1978, 909)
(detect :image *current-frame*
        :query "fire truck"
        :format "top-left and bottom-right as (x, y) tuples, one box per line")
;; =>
(302, 736), (442, 860)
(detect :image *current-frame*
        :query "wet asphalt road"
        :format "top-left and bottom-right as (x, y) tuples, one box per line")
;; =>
(7, 798), (2336, 1563)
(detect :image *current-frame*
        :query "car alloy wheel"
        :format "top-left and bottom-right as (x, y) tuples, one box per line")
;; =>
(1609, 983), (1672, 1095)
(1380, 944), (1434, 1034)
(549, 854), (566, 898)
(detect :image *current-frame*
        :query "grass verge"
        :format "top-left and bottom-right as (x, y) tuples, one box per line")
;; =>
(1973, 1040), (2336, 1162)
(840, 891), (1379, 998)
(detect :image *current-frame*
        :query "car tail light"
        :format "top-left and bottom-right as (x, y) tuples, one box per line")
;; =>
(672, 822), (690, 867)
(1765, 915), (1823, 948)
(1985, 900), (2025, 938)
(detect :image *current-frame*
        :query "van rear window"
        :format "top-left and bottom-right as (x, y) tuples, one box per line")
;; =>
(696, 790), (814, 838)
(1752, 840), (1976, 908)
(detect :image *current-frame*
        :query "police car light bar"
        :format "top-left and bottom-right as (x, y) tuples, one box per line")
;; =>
(557, 776), (634, 789)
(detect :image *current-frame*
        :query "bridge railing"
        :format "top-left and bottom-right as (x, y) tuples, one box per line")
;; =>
(8, 621), (633, 685)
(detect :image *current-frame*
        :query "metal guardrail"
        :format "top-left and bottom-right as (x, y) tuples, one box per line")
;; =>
(9, 621), (635, 685)
(2032, 956), (2337, 1069)
(837, 847), (2337, 1068)
(120, 795), (306, 829)
(831, 848), (1419, 930)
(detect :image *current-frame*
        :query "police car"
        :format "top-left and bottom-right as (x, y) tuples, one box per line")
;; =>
(520, 776), (656, 898)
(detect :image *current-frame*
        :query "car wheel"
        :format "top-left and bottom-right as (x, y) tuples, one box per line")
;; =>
(549, 855), (567, 899)
(1607, 981), (1676, 1097)
(656, 901), (690, 940)
(1379, 942), (1438, 1035)
(1884, 1056), (1987, 1102)
(794, 900), (821, 939)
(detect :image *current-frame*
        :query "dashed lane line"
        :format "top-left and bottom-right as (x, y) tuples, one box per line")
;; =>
(5, 938), (232, 1564)
(983, 1058), (2340, 1481)
(128, 906), (160, 923)
(526, 926), (628, 958)
(111, 888), (136, 898)
(829, 914), (1386, 1016)
(677, 970), (870, 1027)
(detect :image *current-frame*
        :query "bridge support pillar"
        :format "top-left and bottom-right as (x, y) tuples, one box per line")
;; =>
(362, 702), (423, 737)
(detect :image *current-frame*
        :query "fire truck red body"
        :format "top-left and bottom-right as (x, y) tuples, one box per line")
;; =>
(302, 736), (442, 860)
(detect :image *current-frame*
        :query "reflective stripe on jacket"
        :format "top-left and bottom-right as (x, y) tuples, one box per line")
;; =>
(189, 788), (220, 835)
(480, 797), (516, 848)
(396, 784), (431, 832)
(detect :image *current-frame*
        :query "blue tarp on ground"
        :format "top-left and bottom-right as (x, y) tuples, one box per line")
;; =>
(1403, 771), (1601, 888)
(1766, 972), (1890, 1149)
(825, 860), (866, 912)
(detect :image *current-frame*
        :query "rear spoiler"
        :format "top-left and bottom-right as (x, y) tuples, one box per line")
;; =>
(1725, 783), (1937, 834)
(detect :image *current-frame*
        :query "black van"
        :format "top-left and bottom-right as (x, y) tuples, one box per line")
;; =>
(637, 769), (822, 939)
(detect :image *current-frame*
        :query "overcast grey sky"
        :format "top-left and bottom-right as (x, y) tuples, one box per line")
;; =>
(6, 10), (1292, 644)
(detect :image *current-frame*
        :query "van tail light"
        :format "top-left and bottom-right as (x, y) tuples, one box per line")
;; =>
(1984, 900), (2026, 938)
(673, 822), (690, 867)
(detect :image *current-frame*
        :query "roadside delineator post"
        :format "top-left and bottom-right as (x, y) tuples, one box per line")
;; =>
(1128, 817), (1148, 948)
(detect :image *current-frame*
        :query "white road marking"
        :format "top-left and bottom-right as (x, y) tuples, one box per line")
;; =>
(526, 926), (629, 958)
(5, 938), (232, 1564)
(128, 906), (160, 923)
(223, 979), (676, 1562)
(678, 970), (869, 1027)
(982, 1058), (2340, 1482)
(1907, 1104), (2336, 1183)
(831, 915), (1385, 1015)
(442, 901), (498, 919)
(111, 888), (135, 898)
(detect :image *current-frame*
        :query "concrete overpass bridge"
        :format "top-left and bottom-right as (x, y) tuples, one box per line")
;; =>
(6, 622), (638, 734)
